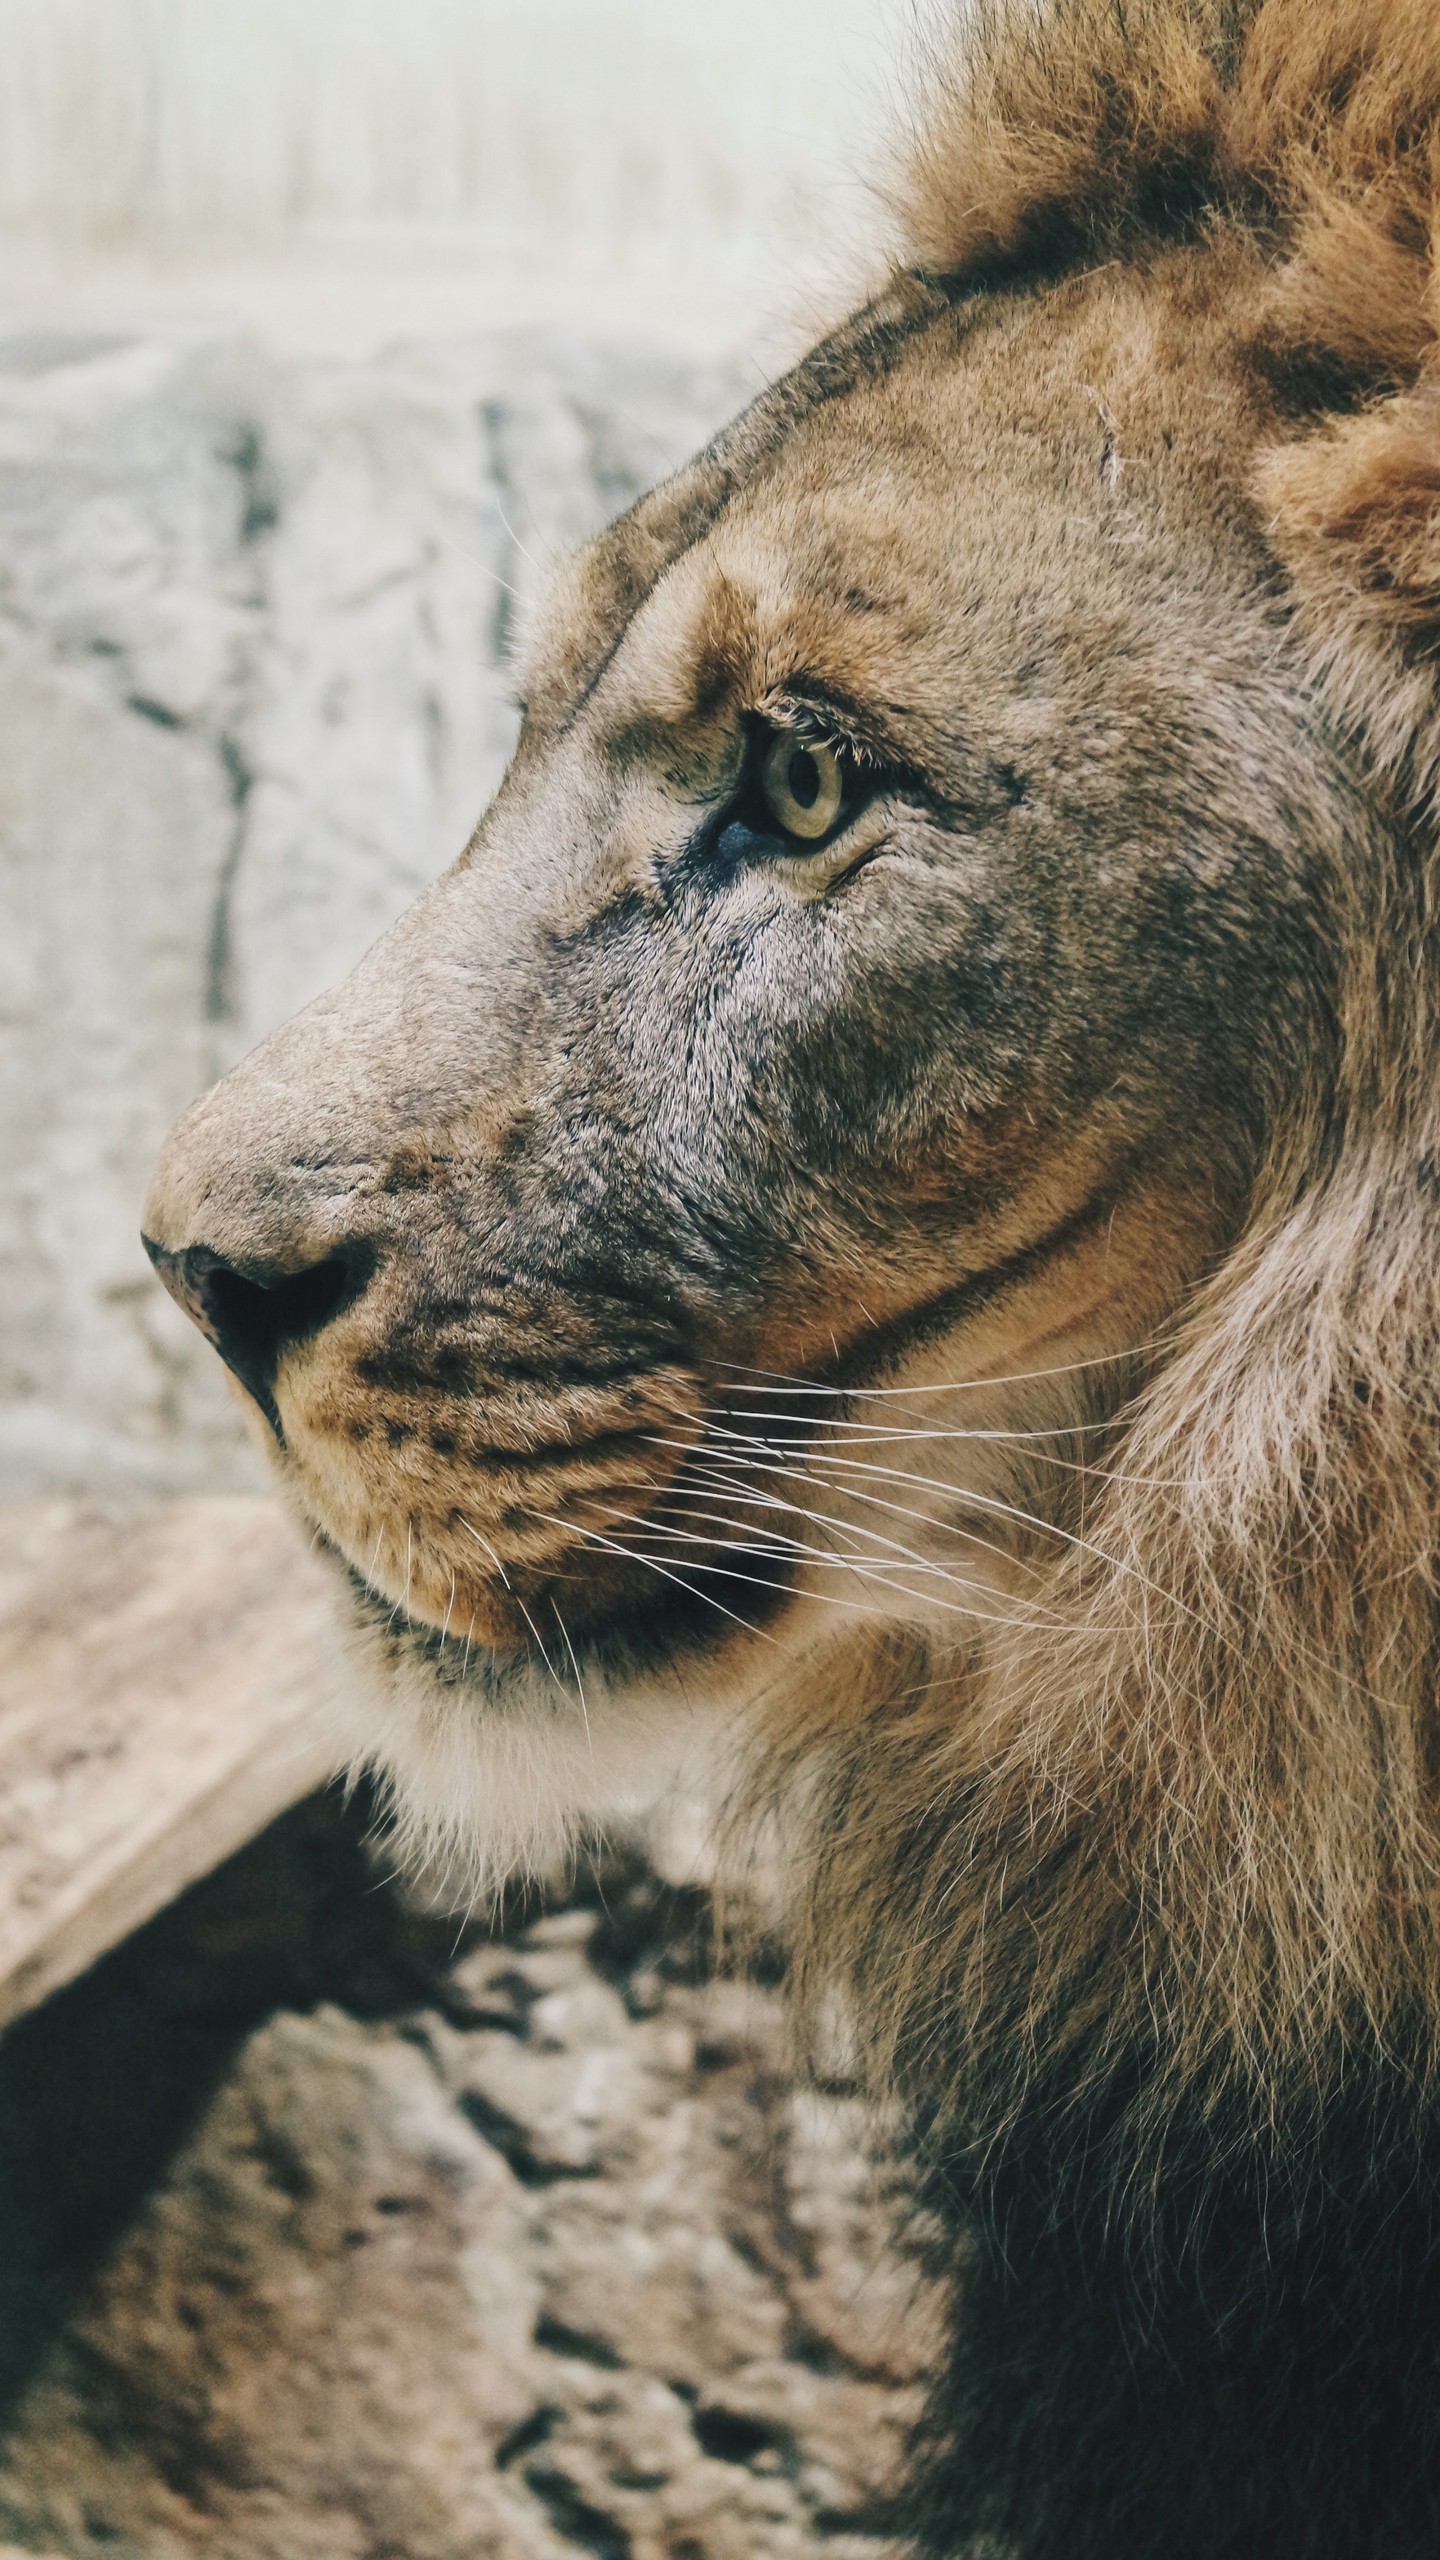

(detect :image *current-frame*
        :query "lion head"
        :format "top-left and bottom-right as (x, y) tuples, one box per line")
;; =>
(146, 0), (1440, 2183)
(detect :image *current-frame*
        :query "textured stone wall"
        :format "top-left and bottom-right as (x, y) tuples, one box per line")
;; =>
(0, 326), (746, 1495)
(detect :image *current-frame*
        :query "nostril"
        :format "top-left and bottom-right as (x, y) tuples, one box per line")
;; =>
(204, 1252), (352, 1361)
(143, 1238), (373, 1431)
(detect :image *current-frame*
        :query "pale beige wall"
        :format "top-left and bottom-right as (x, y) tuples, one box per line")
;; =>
(0, 0), (900, 244)
(0, 0), (908, 355)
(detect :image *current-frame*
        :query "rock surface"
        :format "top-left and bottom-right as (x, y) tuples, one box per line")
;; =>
(0, 326), (747, 1497)
(0, 1790), (942, 2558)
(0, 1496), (339, 2029)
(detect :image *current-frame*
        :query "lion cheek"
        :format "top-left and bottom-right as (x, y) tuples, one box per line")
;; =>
(270, 1367), (647, 1643)
(266, 1384), (482, 1633)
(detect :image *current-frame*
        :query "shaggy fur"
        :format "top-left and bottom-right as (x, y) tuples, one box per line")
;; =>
(146, 4), (1440, 2551)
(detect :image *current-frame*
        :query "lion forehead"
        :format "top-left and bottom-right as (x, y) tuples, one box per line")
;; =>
(523, 270), (1279, 809)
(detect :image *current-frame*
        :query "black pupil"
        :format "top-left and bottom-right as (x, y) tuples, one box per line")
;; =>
(788, 747), (821, 810)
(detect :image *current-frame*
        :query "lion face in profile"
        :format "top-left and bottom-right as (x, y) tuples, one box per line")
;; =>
(144, 240), (1342, 1860)
(146, 3), (1440, 2551)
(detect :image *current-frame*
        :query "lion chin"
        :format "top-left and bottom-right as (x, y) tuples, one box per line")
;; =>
(324, 1583), (721, 1900)
(144, 4), (1440, 2554)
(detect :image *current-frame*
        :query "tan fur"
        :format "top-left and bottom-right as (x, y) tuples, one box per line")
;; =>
(142, 11), (1440, 2538)
(143, 0), (1440, 2084)
(746, 0), (1440, 2161)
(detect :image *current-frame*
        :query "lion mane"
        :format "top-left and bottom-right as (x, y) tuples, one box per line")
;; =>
(144, 4), (1440, 2551)
(769, 9), (1440, 2550)
(792, 0), (1440, 2243)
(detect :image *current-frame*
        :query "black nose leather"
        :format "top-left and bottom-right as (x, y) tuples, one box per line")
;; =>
(143, 1239), (369, 1431)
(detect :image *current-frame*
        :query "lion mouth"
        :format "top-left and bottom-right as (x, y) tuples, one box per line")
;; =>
(334, 1532), (795, 1688)
(291, 1210), (1131, 1682)
(296, 1372), (833, 1681)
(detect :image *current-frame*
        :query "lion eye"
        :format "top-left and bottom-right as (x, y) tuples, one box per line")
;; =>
(759, 731), (845, 842)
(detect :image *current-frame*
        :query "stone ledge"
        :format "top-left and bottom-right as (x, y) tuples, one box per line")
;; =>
(0, 1496), (339, 2028)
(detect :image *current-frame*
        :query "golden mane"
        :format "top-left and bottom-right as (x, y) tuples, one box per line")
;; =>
(898, 0), (1440, 339)
(892, 0), (1440, 782)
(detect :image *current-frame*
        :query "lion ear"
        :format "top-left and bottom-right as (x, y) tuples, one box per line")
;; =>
(1249, 107), (1440, 786)
(1236, 0), (1440, 775)
(1257, 386), (1440, 643)
(1255, 382), (1440, 780)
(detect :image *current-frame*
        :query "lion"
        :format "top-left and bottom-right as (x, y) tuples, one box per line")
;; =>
(142, 2), (1440, 2548)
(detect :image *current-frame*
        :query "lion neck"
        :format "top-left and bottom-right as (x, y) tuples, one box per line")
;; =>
(740, 1094), (1440, 2223)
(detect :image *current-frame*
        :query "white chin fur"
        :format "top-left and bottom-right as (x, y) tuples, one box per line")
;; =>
(324, 1620), (725, 1903)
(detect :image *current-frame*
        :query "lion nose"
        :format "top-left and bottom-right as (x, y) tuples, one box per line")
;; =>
(143, 1238), (371, 1430)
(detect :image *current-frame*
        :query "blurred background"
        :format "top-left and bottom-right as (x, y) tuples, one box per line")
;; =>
(0, 0), (905, 1500)
(0, 0), (906, 353)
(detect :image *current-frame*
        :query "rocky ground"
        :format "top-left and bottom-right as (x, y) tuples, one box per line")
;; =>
(0, 1789), (944, 2559)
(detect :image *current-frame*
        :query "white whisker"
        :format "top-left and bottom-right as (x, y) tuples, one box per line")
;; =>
(457, 1514), (512, 1588)
(708, 1407), (1190, 1495)
(436, 526), (528, 606)
(702, 1339), (1171, 1400)
(588, 1497), (1038, 1631)
(516, 1594), (565, 1697)
(579, 1512), (938, 1619)
(387, 1516), (417, 1632)
(493, 498), (549, 579)
(532, 1510), (777, 1644)
(647, 1429), (1053, 1588)
(683, 1424), (1161, 1598)
(716, 1406), (1119, 1444)
(811, 1446), (1155, 1582)
(668, 1467), (1030, 1600)
(551, 1601), (594, 1753)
